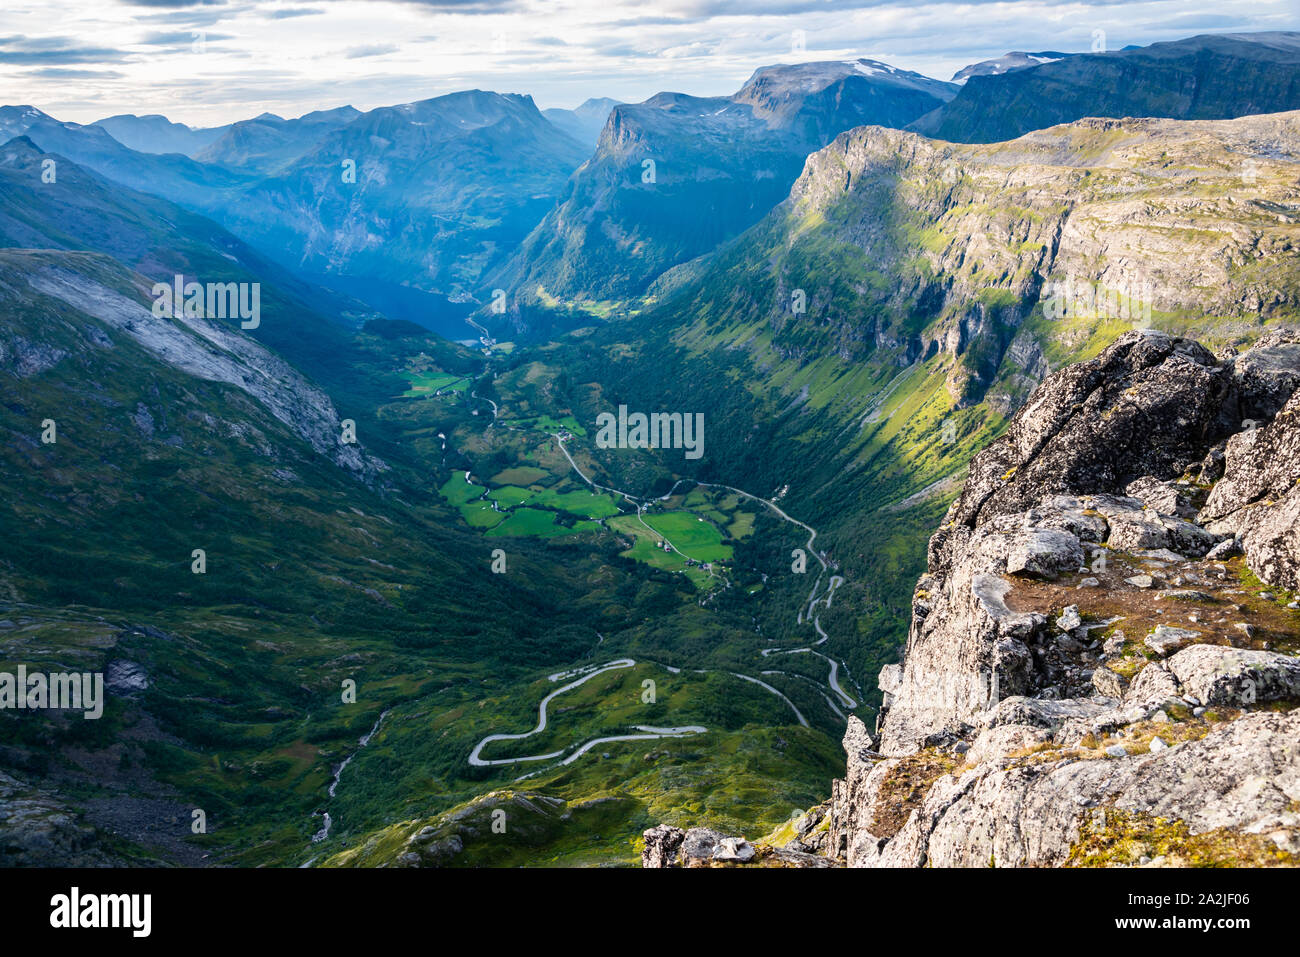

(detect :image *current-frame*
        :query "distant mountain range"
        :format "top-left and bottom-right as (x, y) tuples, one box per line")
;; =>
(0, 105), (254, 208)
(91, 113), (229, 156)
(202, 91), (590, 304)
(5, 31), (1299, 337)
(486, 59), (957, 317)
(194, 106), (363, 174)
(915, 32), (1300, 142)
(542, 98), (622, 147)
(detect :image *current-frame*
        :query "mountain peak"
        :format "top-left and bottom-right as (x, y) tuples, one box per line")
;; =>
(952, 51), (1071, 83)
(0, 134), (45, 162)
(738, 58), (955, 100)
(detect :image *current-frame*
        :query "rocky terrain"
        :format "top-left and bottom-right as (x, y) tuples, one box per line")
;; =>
(644, 329), (1300, 867)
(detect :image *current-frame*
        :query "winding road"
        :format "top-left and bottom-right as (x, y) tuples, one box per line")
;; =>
(467, 658), (708, 767)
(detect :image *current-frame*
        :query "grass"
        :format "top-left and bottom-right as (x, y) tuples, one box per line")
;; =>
(487, 485), (534, 508)
(528, 487), (622, 519)
(485, 507), (564, 537)
(1068, 808), (1298, 867)
(439, 470), (482, 506)
(870, 749), (957, 839)
(400, 371), (469, 398)
(641, 511), (731, 563)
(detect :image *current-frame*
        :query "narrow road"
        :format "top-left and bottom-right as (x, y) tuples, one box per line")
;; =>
(468, 659), (636, 766)
(558, 726), (708, 766)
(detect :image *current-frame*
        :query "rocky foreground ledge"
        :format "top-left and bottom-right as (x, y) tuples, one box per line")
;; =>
(644, 330), (1300, 868)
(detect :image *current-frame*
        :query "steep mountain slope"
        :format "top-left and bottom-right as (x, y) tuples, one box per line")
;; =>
(91, 113), (229, 157)
(914, 32), (1300, 143)
(0, 134), (387, 396)
(542, 109), (1300, 700)
(543, 98), (621, 148)
(194, 106), (362, 174)
(203, 91), (589, 300)
(487, 59), (957, 320)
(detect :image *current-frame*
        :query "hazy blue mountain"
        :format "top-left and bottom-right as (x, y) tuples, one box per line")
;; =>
(195, 105), (363, 174)
(914, 32), (1300, 142)
(0, 105), (253, 208)
(0, 134), (381, 361)
(486, 59), (958, 318)
(91, 113), (230, 156)
(543, 97), (622, 147)
(199, 90), (590, 304)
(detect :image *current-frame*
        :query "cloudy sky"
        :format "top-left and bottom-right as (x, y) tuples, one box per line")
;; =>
(1, 0), (1297, 126)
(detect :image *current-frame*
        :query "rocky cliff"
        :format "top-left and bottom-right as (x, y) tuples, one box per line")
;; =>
(644, 329), (1300, 867)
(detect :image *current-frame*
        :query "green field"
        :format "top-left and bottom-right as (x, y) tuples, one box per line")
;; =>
(487, 485), (535, 508)
(641, 510), (732, 563)
(608, 515), (714, 586)
(529, 486), (623, 519)
(486, 507), (565, 537)
(400, 371), (469, 398)
(459, 501), (505, 528)
(509, 413), (589, 437)
(439, 470), (483, 505)
(728, 512), (756, 539)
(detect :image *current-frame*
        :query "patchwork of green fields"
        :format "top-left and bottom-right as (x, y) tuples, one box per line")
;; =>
(436, 438), (756, 590)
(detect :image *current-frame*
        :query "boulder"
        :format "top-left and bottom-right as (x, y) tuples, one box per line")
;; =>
(1144, 625), (1201, 657)
(948, 332), (1232, 531)
(679, 827), (727, 866)
(977, 695), (1117, 731)
(1006, 528), (1084, 580)
(1125, 476), (1198, 519)
(641, 824), (684, 868)
(1091, 666), (1128, 698)
(966, 724), (1051, 765)
(713, 837), (756, 863)
(1106, 510), (1217, 557)
(1240, 486), (1300, 593)
(1166, 645), (1300, 707)
(1231, 333), (1300, 422)
(1124, 662), (1182, 706)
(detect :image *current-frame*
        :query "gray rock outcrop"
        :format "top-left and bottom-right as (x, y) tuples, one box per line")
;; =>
(835, 330), (1300, 867)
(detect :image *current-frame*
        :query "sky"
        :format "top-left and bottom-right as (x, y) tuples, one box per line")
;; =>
(0, 0), (1297, 126)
